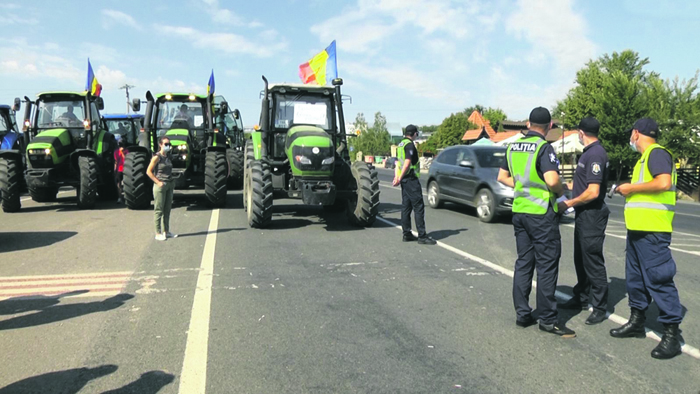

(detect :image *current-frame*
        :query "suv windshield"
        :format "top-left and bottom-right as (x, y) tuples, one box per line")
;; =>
(156, 100), (205, 134)
(274, 93), (332, 130)
(36, 100), (86, 129)
(476, 148), (506, 168)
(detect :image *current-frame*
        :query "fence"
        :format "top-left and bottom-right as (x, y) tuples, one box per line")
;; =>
(677, 167), (700, 201)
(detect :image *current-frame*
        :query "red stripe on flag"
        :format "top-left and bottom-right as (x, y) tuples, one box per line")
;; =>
(299, 62), (317, 85)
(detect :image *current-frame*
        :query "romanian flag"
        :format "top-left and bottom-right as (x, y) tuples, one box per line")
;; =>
(299, 40), (337, 86)
(207, 69), (215, 95)
(85, 59), (102, 97)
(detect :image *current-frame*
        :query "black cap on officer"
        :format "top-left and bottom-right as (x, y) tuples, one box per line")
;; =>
(633, 118), (659, 139)
(529, 107), (551, 124)
(578, 117), (600, 135)
(404, 124), (418, 137)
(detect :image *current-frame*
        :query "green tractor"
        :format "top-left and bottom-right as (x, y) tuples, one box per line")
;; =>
(20, 92), (117, 209)
(122, 91), (229, 209)
(0, 98), (24, 212)
(213, 95), (245, 189)
(244, 76), (380, 228)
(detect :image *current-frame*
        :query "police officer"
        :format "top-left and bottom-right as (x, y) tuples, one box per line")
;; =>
(497, 107), (575, 337)
(558, 117), (610, 325)
(610, 118), (683, 360)
(392, 124), (436, 245)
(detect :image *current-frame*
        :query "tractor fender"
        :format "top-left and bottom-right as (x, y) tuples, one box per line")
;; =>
(70, 149), (99, 172)
(126, 146), (150, 156)
(0, 149), (22, 161)
(206, 145), (227, 154)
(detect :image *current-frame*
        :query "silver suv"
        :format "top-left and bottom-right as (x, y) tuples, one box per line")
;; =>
(426, 145), (514, 222)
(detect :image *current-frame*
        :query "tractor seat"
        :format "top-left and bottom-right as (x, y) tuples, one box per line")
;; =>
(170, 120), (190, 130)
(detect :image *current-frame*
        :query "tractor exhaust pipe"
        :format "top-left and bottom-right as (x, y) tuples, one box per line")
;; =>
(260, 75), (270, 160)
(143, 91), (155, 152)
(332, 78), (348, 158)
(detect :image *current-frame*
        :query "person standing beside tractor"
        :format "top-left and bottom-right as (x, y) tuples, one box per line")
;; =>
(147, 137), (177, 241)
(114, 135), (128, 204)
(392, 125), (436, 245)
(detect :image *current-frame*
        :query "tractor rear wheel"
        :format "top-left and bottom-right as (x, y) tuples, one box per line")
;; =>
(246, 160), (272, 228)
(0, 157), (21, 212)
(123, 151), (151, 210)
(28, 186), (58, 203)
(205, 151), (227, 208)
(346, 161), (380, 227)
(226, 149), (244, 190)
(77, 156), (98, 209)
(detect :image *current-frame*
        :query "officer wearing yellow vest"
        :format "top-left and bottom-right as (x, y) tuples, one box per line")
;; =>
(610, 118), (683, 360)
(498, 107), (575, 338)
(392, 125), (436, 245)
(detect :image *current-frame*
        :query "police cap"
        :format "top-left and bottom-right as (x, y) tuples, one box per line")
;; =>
(529, 107), (551, 124)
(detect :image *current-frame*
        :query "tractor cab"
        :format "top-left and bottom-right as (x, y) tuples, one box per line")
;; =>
(0, 98), (21, 151)
(103, 114), (144, 146)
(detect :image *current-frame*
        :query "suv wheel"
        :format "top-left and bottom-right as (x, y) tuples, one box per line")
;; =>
(475, 188), (496, 223)
(427, 181), (442, 208)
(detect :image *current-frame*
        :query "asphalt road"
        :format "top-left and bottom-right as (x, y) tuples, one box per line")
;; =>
(1, 168), (699, 393)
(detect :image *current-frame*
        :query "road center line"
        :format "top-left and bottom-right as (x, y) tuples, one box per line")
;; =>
(376, 215), (700, 360)
(178, 209), (220, 394)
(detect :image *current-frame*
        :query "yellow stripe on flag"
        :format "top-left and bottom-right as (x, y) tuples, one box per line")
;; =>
(308, 50), (329, 86)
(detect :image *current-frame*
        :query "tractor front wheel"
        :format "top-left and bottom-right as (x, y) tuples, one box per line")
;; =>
(346, 161), (380, 227)
(28, 186), (58, 203)
(0, 157), (21, 212)
(77, 156), (98, 209)
(205, 151), (227, 208)
(246, 160), (272, 228)
(226, 149), (244, 190)
(123, 152), (151, 210)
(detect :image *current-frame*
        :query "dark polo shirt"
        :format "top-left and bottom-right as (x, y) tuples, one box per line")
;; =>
(573, 140), (609, 210)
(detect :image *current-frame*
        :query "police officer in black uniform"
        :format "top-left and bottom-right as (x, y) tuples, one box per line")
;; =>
(392, 125), (436, 245)
(558, 117), (611, 325)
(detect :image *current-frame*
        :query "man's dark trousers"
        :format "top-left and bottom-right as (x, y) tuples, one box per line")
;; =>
(626, 231), (683, 324)
(401, 177), (426, 238)
(512, 208), (561, 324)
(572, 205), (610, 312)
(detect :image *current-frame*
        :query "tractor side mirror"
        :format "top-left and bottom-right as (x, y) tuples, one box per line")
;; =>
(95, 97), (105, 111)
(220, 101), (229, 115)
(12, 97), (21, 111)
(233, 109), (240, 119)
(131, 98), (141, 112)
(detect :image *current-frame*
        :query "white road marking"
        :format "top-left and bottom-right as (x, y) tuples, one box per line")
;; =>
(376, 215), (700, 360)
(0, 271), (131, 301)
(380, 181), (428, 197)
(178, 209), (220, 394)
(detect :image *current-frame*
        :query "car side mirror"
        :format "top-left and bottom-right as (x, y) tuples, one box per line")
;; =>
(12, 97), (21, 111)
(459, 160), (474, 168)
(131, 98), (141, 112)
(95, 97), (105, 111)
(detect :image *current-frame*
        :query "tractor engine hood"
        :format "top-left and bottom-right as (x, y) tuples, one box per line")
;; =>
(285, 125), (334, 177)
(26, 128), (74, 167)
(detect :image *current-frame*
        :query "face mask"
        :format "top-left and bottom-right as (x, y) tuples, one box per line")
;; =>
(162, 145), (171, 153)
(629, 140), (637, 153)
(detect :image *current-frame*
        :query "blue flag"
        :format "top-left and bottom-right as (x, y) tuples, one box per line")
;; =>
(207, 70), (215, 95)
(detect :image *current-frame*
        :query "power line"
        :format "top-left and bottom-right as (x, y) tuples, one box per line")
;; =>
(119, 84), (136, 114)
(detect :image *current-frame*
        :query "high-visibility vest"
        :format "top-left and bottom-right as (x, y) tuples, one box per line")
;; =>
(397, 138), (419, 178)
(507, 135), (558, 215)
(624, 144), (676, 232)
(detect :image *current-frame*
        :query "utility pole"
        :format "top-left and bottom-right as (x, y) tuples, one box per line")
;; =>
(119, 84), (135, 114)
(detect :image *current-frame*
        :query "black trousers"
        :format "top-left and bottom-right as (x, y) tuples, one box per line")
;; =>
(512, 209), (561, 325)
(400, 177), (426, 238)
(572, 205), (610, 311)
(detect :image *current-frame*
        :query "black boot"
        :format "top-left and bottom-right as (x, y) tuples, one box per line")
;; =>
(610, 308), (646, 338)
(651, 323), (682, 360)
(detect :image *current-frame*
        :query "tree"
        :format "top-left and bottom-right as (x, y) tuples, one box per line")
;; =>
(434, 112), (476, 149)
(349, 111), (392, 157)
(462, 105), (507, 131)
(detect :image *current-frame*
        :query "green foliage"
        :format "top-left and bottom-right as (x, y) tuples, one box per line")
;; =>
(348, 112), (392, 157)
(431, 112), (477, 149)
(482, 108), (507, 130)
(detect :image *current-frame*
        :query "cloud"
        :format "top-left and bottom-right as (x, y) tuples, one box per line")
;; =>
(0, 13), (38, 25)
(0, 44), (82, 83)
(199, 0), (263, 28)
(505, 0), (596, 75)
(101, 9), (142, 30)
(154, 24), (287, 58)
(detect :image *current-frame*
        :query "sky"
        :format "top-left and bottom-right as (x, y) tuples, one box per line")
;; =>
(1, 0), (699, 130)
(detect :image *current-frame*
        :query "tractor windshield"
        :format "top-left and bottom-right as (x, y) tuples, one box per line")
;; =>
(36, 100), (86, 129)
(155, 100), (206, 136)
(105, 119), (139, 145)
(274, 94), (333, 131)
(0, 111), (9, 137)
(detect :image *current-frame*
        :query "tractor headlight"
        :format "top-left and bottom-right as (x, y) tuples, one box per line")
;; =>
(321, 157), (335, 165)
(44, 148), (51, 155)
(295, 155), (312, 165)
(177, 144), (187, 151)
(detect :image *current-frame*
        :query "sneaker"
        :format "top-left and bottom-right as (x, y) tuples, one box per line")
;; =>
(516, 315), (537, 328)
(403, 234), (418, 242)
(166, 232), (178, 239)
(417, 236), (437, 245)
(155, 233), (166, 241)
(539, 322), (576, 338)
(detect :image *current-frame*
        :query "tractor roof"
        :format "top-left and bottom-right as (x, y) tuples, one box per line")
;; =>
(103, 114), (145, 120)
(0, 105), (10, 110)
(268, 83), (335, 95)
(37, 91), (88, 98)
(155, 93), (207, 100)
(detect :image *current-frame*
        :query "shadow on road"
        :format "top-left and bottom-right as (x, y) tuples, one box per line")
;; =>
(430, 228), (468, 240)
(0, 293), (134, 331)
(0, 364), (118, 394)
(18, 196), (126, 213)
(0, 290), (89, 315)
(101, 370), (175, 394)
(177, 228), (244, 238)
(0, 366), (175, 394)
(0, 231), (77, 253)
